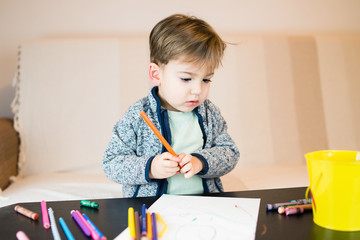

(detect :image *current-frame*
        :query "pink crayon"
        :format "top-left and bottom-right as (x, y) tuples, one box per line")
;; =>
(41, 200), (50, 229)
(16, 231), (30, 240)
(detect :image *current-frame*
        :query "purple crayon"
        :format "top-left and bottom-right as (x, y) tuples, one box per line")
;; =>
(70, 210), (91, 237)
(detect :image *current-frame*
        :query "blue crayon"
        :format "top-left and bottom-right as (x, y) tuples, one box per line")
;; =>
(291, 199), (311, 204)
(141, 204), (147, 236)
(59, 217), (75, 240)
(83, 213), (106, 239)
(151, 212), (158, 240)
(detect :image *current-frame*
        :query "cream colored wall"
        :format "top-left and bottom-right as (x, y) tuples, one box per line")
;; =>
(1, 0), (360, 118)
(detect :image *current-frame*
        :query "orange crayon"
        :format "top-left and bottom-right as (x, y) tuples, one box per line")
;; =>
(140, 111), (177, 156)
(147, 212), (152, 240)
(14, 205), (39, 220)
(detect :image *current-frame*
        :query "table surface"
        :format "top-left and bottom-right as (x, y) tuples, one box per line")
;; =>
(0, 187), (359, 239)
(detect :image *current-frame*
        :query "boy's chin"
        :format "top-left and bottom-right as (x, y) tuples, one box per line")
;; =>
(166, 106), (195, 112)
(178, 106), (197, 112)
(164, 103), (199, 112)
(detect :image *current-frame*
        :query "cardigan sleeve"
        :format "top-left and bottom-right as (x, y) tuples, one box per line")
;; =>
(102, 105), (158, 185)
(192, 101), (240, 178)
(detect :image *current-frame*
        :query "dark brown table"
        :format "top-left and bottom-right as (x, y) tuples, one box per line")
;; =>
(1, 187), (359, 239)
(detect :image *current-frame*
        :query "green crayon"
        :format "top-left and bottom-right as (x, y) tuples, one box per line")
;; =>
(80, 200), (99, 208)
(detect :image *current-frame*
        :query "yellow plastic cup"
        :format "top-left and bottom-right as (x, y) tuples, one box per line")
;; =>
(305, 150), (360, 231)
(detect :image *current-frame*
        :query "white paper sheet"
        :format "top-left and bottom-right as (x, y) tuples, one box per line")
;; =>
(115, 194), (260, 240)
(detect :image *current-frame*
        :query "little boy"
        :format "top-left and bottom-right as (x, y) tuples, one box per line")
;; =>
(102, 14), (239, 198)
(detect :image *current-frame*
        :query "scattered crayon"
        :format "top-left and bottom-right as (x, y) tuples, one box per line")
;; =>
(278, 204), (312, 214)
(16, 231), (30, 240)
(59, 217), (75, 240)
(291, 199), (311, 203)
(266, 201), (307, 211)
(141, 204), (147, 237)
(48, 208), (61, 240)
(41, 200), (51, 229)
(14, 205), (39, 220)
(285, 207), (304, 216)
(71, 210), (91, 237)
(285, 204), (312, 215)
(83, 213), (107, 240)
(129, 207), (136, 240)
(80, 200), (99, 208)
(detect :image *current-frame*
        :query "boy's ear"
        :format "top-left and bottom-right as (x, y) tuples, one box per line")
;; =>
(149, 63), (161, 86)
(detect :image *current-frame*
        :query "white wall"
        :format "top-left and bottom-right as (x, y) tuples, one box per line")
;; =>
(1, 0), (360, 118)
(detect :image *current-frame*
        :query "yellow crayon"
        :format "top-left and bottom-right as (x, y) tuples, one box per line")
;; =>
(128, 207), (136, 240)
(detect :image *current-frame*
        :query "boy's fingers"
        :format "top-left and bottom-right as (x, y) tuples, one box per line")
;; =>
(177, 152), (186, 158)
(166, 160), (179, 168)
(161, 152), (179, 162)
(180, 162), (192, 173)
(162, 152), (174, 159)
(184, 170), (194, 179)
(179, 155), (191, 167)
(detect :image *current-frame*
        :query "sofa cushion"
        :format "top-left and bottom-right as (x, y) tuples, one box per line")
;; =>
(12, 38), (151, 177)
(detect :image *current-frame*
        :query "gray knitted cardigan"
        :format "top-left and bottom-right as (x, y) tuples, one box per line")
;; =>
(102, 87), (239, 198)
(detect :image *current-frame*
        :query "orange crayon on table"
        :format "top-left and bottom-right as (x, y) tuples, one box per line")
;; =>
(147, 212), (152, 240)
(14, 205), (39, 220)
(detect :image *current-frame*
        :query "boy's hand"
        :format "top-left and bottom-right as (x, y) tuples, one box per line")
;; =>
(149, 152), (180, 179)
(178, 153), (204, 179)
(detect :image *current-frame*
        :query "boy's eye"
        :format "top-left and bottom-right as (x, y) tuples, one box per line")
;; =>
(203, 79), (212, 83)
(181, 78), (192, 82)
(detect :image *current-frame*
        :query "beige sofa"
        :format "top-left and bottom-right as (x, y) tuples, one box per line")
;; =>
(1, 35), (359, 208)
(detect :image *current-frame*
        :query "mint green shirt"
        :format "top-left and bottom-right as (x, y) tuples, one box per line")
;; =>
(166, 110), (204, 194)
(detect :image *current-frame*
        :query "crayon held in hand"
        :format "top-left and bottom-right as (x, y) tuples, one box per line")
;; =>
(140, 111), (177, 157)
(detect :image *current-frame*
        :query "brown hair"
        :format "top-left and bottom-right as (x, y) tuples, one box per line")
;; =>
(149, 14), (226, 72)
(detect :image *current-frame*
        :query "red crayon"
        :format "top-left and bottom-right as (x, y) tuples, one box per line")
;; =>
(14, 205), (39, 220)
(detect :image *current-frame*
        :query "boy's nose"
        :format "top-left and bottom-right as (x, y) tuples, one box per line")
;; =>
(190, 82), (202, 95)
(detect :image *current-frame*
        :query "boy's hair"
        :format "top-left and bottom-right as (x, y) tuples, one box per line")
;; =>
(149, 14), (226, 72)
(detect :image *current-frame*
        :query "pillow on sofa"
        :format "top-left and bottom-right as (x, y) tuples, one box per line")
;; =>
(12, 38), (151, 177)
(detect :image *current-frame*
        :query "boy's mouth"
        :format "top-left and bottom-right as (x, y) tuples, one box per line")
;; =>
(186, 100), (199, 106)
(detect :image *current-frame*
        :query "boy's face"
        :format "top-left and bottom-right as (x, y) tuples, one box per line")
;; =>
(153, 58), (214, 112)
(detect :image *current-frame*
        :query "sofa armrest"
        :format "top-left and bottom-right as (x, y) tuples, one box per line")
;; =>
(0, 118), (19, 190)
